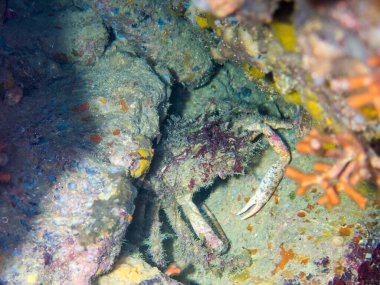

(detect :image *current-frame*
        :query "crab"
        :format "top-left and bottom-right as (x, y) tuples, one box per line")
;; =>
(143, 107), (292, 267)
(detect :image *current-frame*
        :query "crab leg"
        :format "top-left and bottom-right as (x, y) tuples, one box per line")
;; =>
(237, 125), (291, 219)
(178, 193), (227, 254)
(164, 203), (209, 268)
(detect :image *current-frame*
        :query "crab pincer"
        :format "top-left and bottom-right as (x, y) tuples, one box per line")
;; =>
(236, 123), (291, 219)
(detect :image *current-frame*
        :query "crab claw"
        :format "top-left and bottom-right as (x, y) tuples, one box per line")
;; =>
(237, 126), (291, 220)
(237, 160), (287, 219)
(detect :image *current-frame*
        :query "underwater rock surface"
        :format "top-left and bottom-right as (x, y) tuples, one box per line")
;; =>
(0, 0), (379, 284)
(2, 7), (108, 64)
(98, 250), (182, 285)
(77, 0), (215, 88)
(0, 2), (171, 281)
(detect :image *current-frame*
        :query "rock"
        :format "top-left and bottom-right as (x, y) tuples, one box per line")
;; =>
(0, 152), (7, 166)
(4, 85), (23, 105)
(295, 0), (380, 82)
(0, 45), (170, 284)
(2, 8), (108, 64)
(98, 251), (183, 285)
(4, 0), (72, 18)
(80, 0), (214, 88)
(0, 159), (137, 284)
(0, 0), (6, 25)
(3, 51), (63, 90)
(192, 0), (245, 18)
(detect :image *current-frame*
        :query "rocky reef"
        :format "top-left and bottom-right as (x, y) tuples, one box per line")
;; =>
(0, 0), (379, 284)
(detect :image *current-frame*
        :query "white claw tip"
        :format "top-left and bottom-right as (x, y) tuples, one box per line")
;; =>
(236, 209), (246, 216)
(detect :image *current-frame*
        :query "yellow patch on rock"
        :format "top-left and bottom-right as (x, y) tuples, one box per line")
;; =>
(271, 20), (297, 52)
(244, 63), (265, 79)
(26, 273), (38, 284)
(130, 147), (154, 178)
(98, 254), (161, 285)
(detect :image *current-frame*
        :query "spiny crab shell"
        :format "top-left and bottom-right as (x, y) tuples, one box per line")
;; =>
(143, 108), (292, 266)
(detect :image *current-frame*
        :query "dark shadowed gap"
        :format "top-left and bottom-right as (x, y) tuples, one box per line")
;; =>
(272, 0), (295, 23)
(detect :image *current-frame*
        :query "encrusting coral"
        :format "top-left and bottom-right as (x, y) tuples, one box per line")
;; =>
(285, 129), (380, 208)
(332, 55), (380, 120)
